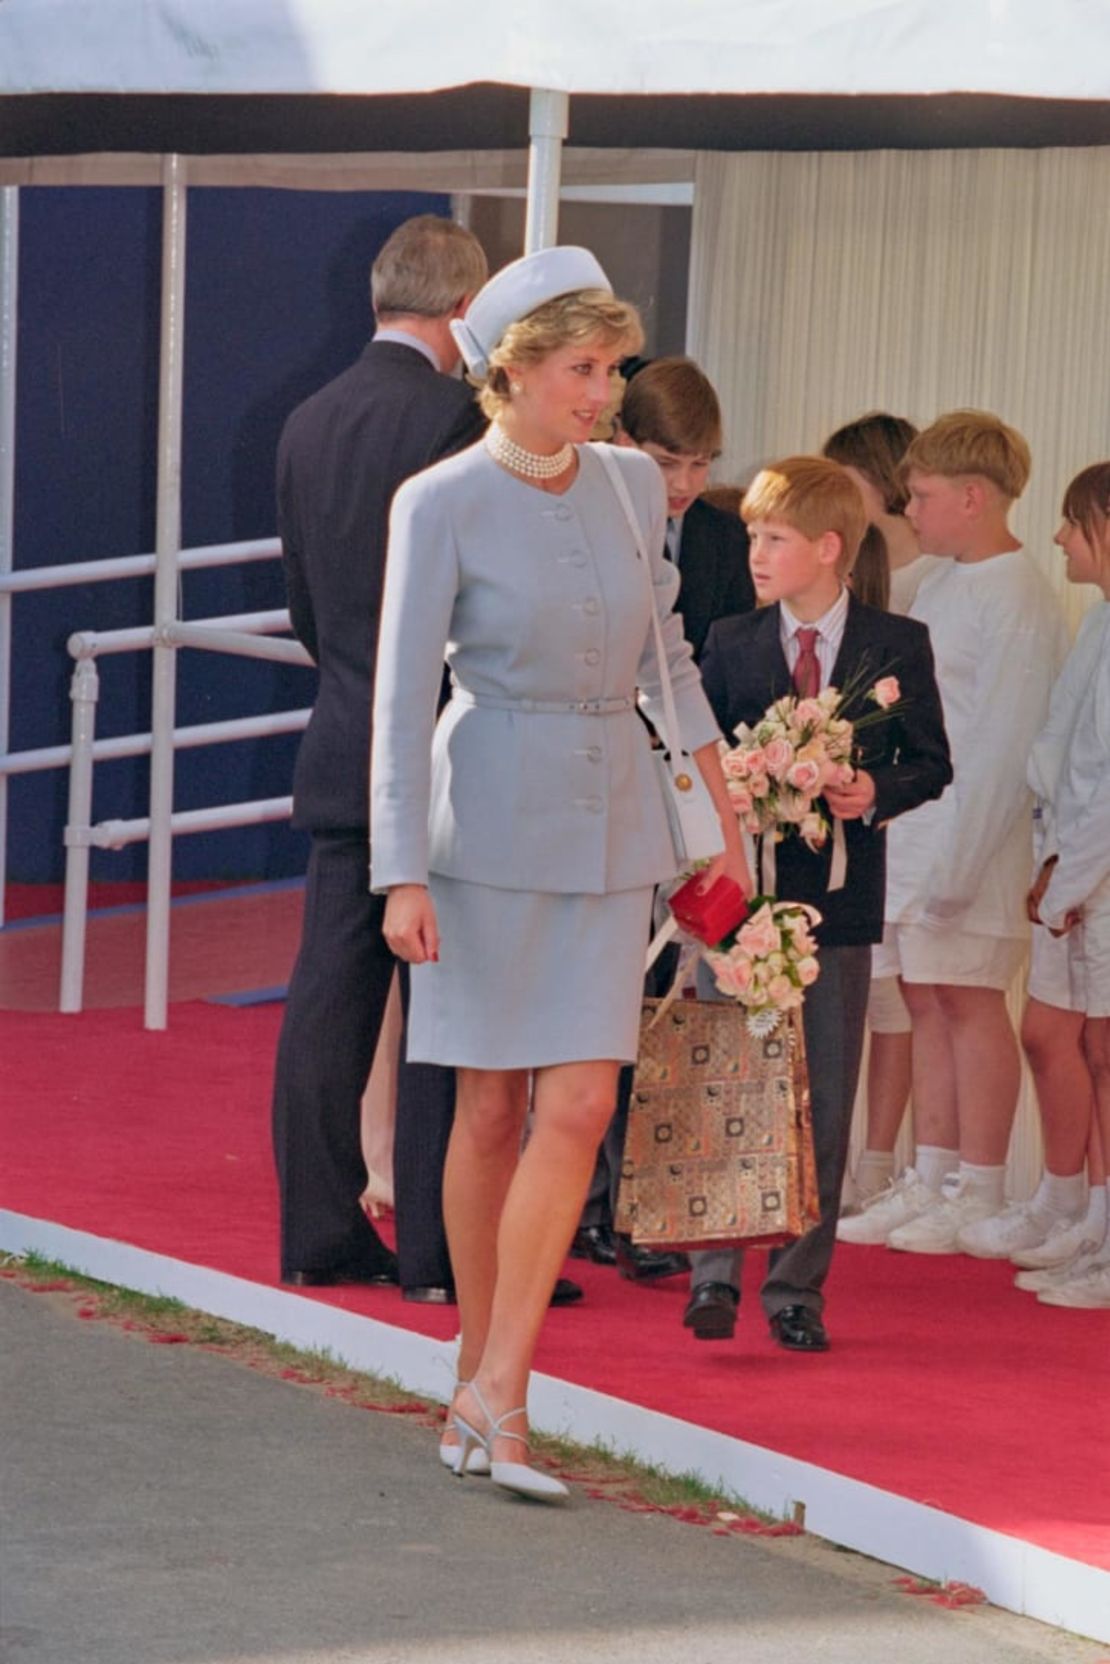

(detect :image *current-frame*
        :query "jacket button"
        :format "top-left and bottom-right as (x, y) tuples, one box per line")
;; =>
(586, 745), (602, 763)
(584, 648), (600, 665)
(582, 597), (600, 615)
(554, 505), (573, 521)
(586, 796), (603, 813)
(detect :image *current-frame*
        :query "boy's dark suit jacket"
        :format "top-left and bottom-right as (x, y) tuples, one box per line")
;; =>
(700, 594), (952, 947)
(278, 339), (485, 830)
(673, 497), (755, 660)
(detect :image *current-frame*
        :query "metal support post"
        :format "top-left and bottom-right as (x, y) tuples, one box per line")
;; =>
(0, 187), (18, 927)
(144, 155), (187, 1030)
(59, 659), (99, 1012)
(523, 89), (569, 254)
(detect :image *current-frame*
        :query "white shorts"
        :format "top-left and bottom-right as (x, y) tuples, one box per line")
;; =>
(883, 923), (1027, 992)
(1028, 896), (1110, 1019)
(868, 930), (911, 1033)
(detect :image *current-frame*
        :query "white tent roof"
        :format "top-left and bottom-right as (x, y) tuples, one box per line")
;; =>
(2, 0), (1109, 101)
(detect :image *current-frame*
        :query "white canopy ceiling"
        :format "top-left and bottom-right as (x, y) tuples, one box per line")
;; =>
(2, 0), (1109, 101)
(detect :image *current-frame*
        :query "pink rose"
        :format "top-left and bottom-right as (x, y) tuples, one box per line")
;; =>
(762, 736), (795, 780)
(766, 973), (794, 1006)
(871, 676), (901, 709)
(708, 951), (754, 997)
(786, 758), (821, 794)
(726, 781), (754, 816)
(747, 772), (770, 799)
(793, 698), (825, 727)
(738, 906), (780, 960)
(796, 955), (820, 986)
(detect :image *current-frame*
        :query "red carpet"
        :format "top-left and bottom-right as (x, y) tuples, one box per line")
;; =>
(1, 999), (1107, 1574)
(0, 884), (302, 1010)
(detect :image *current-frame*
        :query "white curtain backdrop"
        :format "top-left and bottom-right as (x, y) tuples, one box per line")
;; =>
(688, 144), (1110, 1196)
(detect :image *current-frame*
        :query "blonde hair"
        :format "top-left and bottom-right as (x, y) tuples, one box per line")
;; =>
(742, 456), (868, 575)
(476, 288), (643, 421)
(904, 409), (1031, 501)
(371, 215), (488, 320)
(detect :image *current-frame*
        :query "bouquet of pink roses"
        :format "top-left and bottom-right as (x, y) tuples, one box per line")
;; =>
(703, 896), (822, 1037)
(719, 673), (901, 856)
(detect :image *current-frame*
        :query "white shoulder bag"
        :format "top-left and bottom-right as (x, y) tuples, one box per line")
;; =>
(596, 446), (724, 869)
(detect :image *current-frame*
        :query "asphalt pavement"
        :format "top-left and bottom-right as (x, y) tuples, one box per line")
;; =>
(1, 1278), (1102, 1664)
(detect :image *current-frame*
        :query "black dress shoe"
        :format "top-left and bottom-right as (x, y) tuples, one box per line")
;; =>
(551, 1276), (584, 1306)
(570, 1224), (619, 1267)
(285, 1250), (399, 1289)
(769, 1304), (829, 1352)
(615, 1234), (690, 1282)
(682, 1281), (739, 1341)
(402, 1284), (456, 1305)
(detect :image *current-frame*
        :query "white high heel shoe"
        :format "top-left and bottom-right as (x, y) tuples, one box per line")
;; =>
(439, 1380), (491, 1476)
(454, 1383), (568, 1504)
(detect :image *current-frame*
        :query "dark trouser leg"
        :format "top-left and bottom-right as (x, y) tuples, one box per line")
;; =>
(760, 944), (871, 1319)
(271, 831), (396, 1278)
(393, 965), (457, 1290)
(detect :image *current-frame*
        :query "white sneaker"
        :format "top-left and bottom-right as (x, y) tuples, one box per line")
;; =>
(1014, 1240), (1104, 1293)
(888, 1184), (998, 1255)
(956, 1201), (1060, 1260)
(1011, 1213), (1101, 1270)
(1038, 1260), (1110, 1308)
(835, 1169), (940, 1246)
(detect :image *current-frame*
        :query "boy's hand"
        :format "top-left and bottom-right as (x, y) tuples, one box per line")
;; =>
(1049, 909), (1082, 939)
(825, 769), (876, 821)
(1026, 856), (1057, 925)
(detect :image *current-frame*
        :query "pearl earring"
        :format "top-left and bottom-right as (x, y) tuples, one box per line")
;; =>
(510, 380), (523, 395)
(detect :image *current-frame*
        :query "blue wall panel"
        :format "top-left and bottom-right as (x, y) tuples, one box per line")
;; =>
(9, 184), (448, 882)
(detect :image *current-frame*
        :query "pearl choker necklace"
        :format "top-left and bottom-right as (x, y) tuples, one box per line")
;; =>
(486, 424), (574, 481)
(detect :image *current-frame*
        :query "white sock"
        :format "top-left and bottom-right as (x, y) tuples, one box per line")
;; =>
(958, 1161), (1006, 1209)
(1035, 1169), (1087, 1222)
(915, 1145), (959, 1192)
(1086, 1184), (1109, 1236)
(855, 1150), (895, 1192)
(1089, 1183), (1110, 1264)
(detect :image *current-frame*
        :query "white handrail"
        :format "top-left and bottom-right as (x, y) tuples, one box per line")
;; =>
(68, 609), (294, 660)
(160, 621), (312, 667)
(0, 536), (280, 594)
(2, 707), (310, 777)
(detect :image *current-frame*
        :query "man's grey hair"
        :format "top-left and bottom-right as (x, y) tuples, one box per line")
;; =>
(372, 215), (488, 320)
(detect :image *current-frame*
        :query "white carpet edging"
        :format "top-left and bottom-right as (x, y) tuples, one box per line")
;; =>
(3, 1207), (1107, 1646)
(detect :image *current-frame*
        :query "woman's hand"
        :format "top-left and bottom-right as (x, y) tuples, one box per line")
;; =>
(383, 884), (440, 964)
(698, 826), (754, 900)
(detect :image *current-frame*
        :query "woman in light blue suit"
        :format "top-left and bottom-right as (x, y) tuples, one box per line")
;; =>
(371, 248), (751, 1502)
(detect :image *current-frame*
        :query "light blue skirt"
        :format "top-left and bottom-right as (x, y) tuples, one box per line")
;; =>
(407, 875), (654, 1069)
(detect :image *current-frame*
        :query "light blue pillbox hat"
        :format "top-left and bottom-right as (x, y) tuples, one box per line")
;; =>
(450, 245), (611, 377)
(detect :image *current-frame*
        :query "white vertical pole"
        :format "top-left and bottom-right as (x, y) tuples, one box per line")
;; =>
(523, 89), (569, 254)
(0, 188), (19, 929)
(59, 658), (99, 1013)
(144, 155), (187, 1031)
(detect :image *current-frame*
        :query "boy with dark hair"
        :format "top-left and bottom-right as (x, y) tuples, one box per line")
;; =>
(616, 356), (754, 655)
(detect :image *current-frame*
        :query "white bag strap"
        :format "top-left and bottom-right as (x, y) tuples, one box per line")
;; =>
(595, 445), (688, 772)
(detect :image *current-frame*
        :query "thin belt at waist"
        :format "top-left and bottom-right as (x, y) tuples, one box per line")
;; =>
(451, 690), (636, 716)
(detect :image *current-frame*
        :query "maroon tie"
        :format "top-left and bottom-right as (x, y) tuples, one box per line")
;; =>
(793, 627), (821, 698)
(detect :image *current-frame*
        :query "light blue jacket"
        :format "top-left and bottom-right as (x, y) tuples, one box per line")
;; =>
(370, 441), (720, 896)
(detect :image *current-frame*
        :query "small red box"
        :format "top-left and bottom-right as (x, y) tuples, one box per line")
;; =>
(668, 872), (749, 946)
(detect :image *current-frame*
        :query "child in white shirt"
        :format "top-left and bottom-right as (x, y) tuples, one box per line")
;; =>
(840, 410), (1067, 1254)
(1009, 462), (1110, 1308)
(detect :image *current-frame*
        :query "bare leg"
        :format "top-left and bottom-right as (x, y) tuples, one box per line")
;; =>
(1021, 998), (1093, 1175)
(458, 1059), (619, 1465)
(901, 982), (959, 1150)
(865, 1030), (913, 1153)
(444, 1067), (529, 1390)
(935, 984), (1022, 1165)
(1083, 1018), (1110, 1185)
